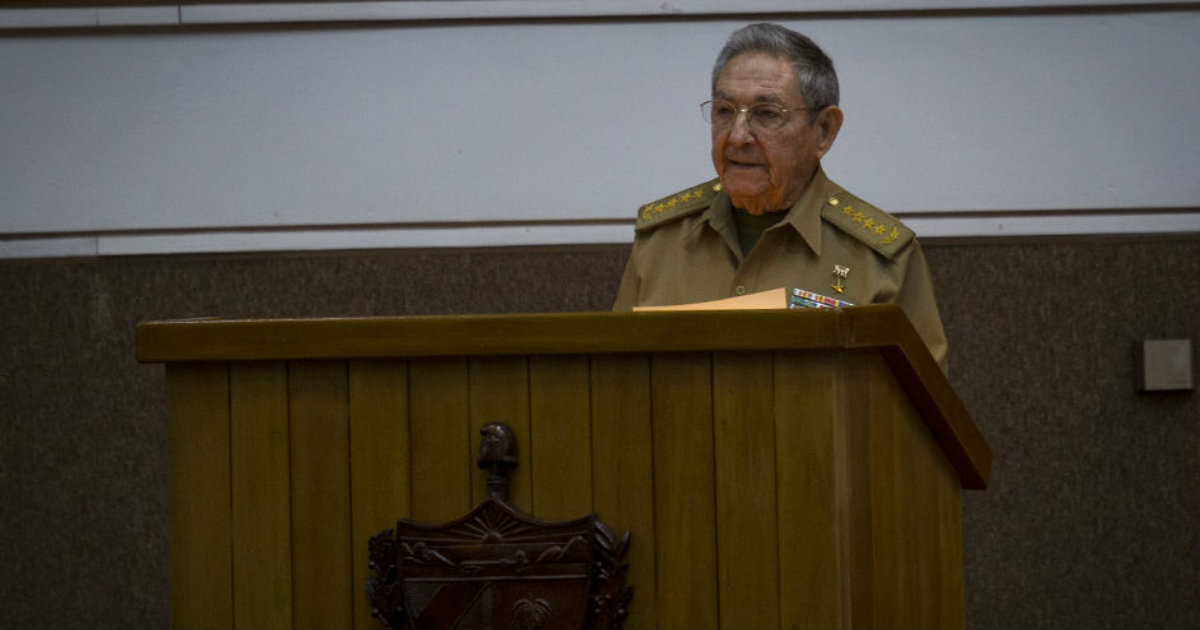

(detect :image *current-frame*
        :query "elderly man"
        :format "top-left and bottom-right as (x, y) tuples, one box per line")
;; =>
(613, 22), (948, 370)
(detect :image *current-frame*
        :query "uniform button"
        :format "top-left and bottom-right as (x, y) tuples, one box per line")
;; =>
(735, 285), (746, 295)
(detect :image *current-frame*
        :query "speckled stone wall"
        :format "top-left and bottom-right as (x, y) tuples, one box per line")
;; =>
(1, 238), (1196, 628)
(935, 238), (1200, 629)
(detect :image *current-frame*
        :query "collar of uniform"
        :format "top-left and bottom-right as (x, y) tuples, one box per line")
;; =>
(690, 189), (743, 257)
(775, 166), (835, 257)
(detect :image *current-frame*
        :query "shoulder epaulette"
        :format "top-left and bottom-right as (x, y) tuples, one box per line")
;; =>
(635, 180), (723, 232)
(820, 192), (914, 260)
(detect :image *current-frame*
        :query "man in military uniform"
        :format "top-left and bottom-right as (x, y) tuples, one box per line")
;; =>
(613, 22), (948, 371)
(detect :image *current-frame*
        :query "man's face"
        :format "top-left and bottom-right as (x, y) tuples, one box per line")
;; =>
(710, 52), (840, 214)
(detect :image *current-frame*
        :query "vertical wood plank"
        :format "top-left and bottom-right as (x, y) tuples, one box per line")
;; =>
(651, 352), (719, 630)
(166, 363), (233, 630)
(349, 359), (410, 630)
(288, 360), (353, 629)
(408, 357), (472, 522)
(469, 356), (531, 511)
(773, 351), (844, 629)
(230, 362), (292, 630)
(839, 353), (876, 630)
(937, 454), (966, 629)
(712, 352), (779, 630)
(904, 399), (943, 629)
(529, 355), (592, 520)
(867, 355), (904, 628)
(590, 354), (656, 630)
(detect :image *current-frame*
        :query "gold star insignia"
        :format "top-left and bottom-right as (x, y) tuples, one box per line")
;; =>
(831, 264), (849, 294)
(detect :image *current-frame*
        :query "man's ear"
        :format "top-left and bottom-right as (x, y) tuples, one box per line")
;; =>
(814, 105), (844, 158)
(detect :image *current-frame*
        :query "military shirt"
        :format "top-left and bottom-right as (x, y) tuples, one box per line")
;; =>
(613, 167), (949, 372)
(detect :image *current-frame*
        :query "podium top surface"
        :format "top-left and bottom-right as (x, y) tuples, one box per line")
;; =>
(137, 305), (991, 489)
(139, 304), (906, 361)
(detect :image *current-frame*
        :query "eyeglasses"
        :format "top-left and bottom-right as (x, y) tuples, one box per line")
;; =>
(700, 98), (807, 132)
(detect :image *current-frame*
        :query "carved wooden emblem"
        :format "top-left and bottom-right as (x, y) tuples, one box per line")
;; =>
(367, 422), (631, 630)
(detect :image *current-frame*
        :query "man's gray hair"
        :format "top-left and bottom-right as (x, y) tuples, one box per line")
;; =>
(711, 23), (840, 121)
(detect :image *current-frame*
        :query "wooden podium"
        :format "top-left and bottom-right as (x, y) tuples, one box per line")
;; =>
(137, 305), (991, 630)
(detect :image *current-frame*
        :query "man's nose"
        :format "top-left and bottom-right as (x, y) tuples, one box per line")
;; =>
(727, 112), (755, 143)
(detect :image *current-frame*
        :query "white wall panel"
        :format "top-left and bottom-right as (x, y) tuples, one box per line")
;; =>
(0, 9), (1197, 256)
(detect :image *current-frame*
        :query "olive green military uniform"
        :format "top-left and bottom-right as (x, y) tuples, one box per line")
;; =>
(613, 167), (948, 371)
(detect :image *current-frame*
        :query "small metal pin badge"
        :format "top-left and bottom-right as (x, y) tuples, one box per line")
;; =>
(831, 265), (850, 294)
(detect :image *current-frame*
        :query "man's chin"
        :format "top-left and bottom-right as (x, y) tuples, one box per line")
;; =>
(723, 182), (777, 212)
(727, 193), (781, 214)
(721, 177), (765, 196)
